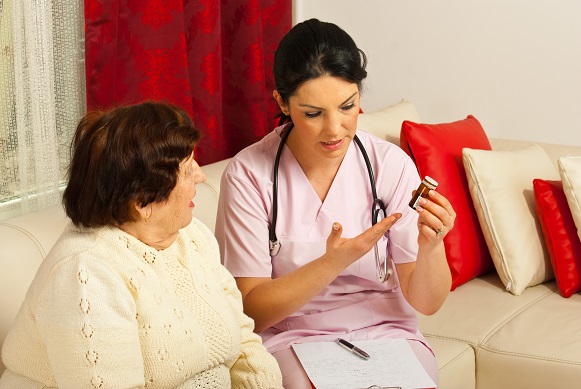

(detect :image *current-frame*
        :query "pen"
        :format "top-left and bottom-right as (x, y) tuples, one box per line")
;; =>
(335, 338), (370, 360)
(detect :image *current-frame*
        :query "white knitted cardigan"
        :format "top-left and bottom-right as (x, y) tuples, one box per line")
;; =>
(0, 218), (282, 388)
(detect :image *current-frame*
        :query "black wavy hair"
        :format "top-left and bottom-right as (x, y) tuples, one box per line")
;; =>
(273, 18), (368, 124)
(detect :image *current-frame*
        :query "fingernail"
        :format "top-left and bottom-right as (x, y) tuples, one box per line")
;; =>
(429, 190), (436, 197)
(416, 206), (424, 212)
(394, 213), (402, 220)
(419, 198), (427, 205)
(333, 222), (340, 231)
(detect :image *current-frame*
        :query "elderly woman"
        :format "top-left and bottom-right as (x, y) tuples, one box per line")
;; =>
(0, 102), (282, 388)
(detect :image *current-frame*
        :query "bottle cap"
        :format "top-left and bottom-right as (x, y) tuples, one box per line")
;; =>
(424, 176), (438, 188)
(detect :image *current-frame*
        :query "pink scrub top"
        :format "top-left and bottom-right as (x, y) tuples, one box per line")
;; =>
(215, 125), (429, 354)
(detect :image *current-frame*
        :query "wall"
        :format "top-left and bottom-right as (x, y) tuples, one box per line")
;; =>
(293, 0), (581, 146)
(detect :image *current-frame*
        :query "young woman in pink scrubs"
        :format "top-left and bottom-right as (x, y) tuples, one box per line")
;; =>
(215, 18), (456, 388)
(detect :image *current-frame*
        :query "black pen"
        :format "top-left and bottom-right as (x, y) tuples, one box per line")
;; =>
(335, 338), (370, 360)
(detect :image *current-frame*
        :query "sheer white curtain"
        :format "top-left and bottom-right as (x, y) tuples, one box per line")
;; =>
(0, 0), (86, 221)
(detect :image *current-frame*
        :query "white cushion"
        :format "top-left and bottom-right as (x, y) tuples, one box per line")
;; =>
(558, 156), (581, 242)
(357, 99), (420, 145)
(462, 144), (559, 295)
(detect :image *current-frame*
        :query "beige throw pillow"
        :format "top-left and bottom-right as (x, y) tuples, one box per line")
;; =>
(357, 99), (420, 145)
(462, 144), (559, 295)
(558, 156), (581, 243)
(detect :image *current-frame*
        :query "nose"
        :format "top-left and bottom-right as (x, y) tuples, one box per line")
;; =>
(196, 168), (207, 184)
(324, 112), (343, 136)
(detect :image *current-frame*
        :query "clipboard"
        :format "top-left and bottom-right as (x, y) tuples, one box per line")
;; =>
(309, 381), (412, 389)
(291, 338), (436, 389)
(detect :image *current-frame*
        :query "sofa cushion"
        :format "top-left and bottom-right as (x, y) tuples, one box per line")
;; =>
(418, 272), (557, 346)
(477, 289), (581, 389)
(357, 99), (420, 145)
(559, 156), (581, 243)
(462, 144), (559, 295)
(400, 115), (493, 290)
(425, 336), (475, 389)
(533, 179), (581, 297)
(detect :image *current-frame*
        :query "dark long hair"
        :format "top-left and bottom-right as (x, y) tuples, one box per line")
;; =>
(63, 101), (201, 228)
(273, 18), (368, 124)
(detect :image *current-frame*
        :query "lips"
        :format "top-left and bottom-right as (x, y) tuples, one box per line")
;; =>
(320, 138), (344, 150)
(322, 140), (342, 145)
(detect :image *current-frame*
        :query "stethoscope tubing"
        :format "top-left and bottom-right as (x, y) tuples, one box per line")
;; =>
(269, 124), (391, 283)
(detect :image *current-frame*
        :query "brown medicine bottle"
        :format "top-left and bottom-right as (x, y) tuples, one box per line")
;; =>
(409, 176), (438, 210)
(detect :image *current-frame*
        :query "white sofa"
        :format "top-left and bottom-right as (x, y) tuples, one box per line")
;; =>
(2, 100), (581, 388)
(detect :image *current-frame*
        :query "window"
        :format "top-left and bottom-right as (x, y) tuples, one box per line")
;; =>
(0, 0), (86, 221)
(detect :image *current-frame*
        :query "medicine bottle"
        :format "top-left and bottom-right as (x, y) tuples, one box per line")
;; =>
(409, 176), (438, 210)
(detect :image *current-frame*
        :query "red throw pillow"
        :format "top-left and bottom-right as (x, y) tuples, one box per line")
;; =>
(400, 115), (493, 290)
(533, 179), (581, 297)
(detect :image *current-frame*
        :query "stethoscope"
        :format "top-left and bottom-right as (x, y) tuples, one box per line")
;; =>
(269, 123), (394, 283)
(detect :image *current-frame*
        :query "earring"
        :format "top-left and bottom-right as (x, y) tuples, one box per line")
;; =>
(145, 207), (152, 223)
(282, 110), (289, 116)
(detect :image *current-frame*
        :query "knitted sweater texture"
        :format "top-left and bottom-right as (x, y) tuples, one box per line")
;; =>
(0, 218), (282, 388)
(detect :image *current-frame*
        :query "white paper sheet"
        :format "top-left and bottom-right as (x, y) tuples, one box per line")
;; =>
(291, 338), (436, 389)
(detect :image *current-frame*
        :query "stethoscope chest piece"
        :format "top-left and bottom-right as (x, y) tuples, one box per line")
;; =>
(269, 239), (281, 256)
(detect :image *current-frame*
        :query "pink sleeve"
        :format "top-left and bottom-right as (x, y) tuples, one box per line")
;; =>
(215, 161), (274, 278)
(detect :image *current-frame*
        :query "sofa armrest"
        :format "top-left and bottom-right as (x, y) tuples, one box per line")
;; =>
(0, 205), (68, 373)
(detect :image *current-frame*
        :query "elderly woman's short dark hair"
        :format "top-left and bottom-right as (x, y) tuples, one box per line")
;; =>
(63, 101), (202, 228)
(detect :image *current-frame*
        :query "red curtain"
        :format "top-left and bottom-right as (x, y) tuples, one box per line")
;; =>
(84, 0), (291, 165)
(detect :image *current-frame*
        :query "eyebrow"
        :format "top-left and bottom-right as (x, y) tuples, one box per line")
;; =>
(298, 91), (358, 110)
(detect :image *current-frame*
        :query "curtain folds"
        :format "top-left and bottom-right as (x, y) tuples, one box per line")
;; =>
(0, 0), (86, 221)
(84, 0), (291, 165)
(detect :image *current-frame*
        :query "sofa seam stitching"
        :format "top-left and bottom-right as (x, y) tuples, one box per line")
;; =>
(477, 345), (581, 365)
(424, 288), (576, 365)
(199, 180), (219, 197)
(426, 330), (580, 366)
(480, 288), (554, 345)
(438, 346), (474, 371)
(0, 223), (47, 257)
(422, 334), (478, 349)
(422, 288), (553, 348)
